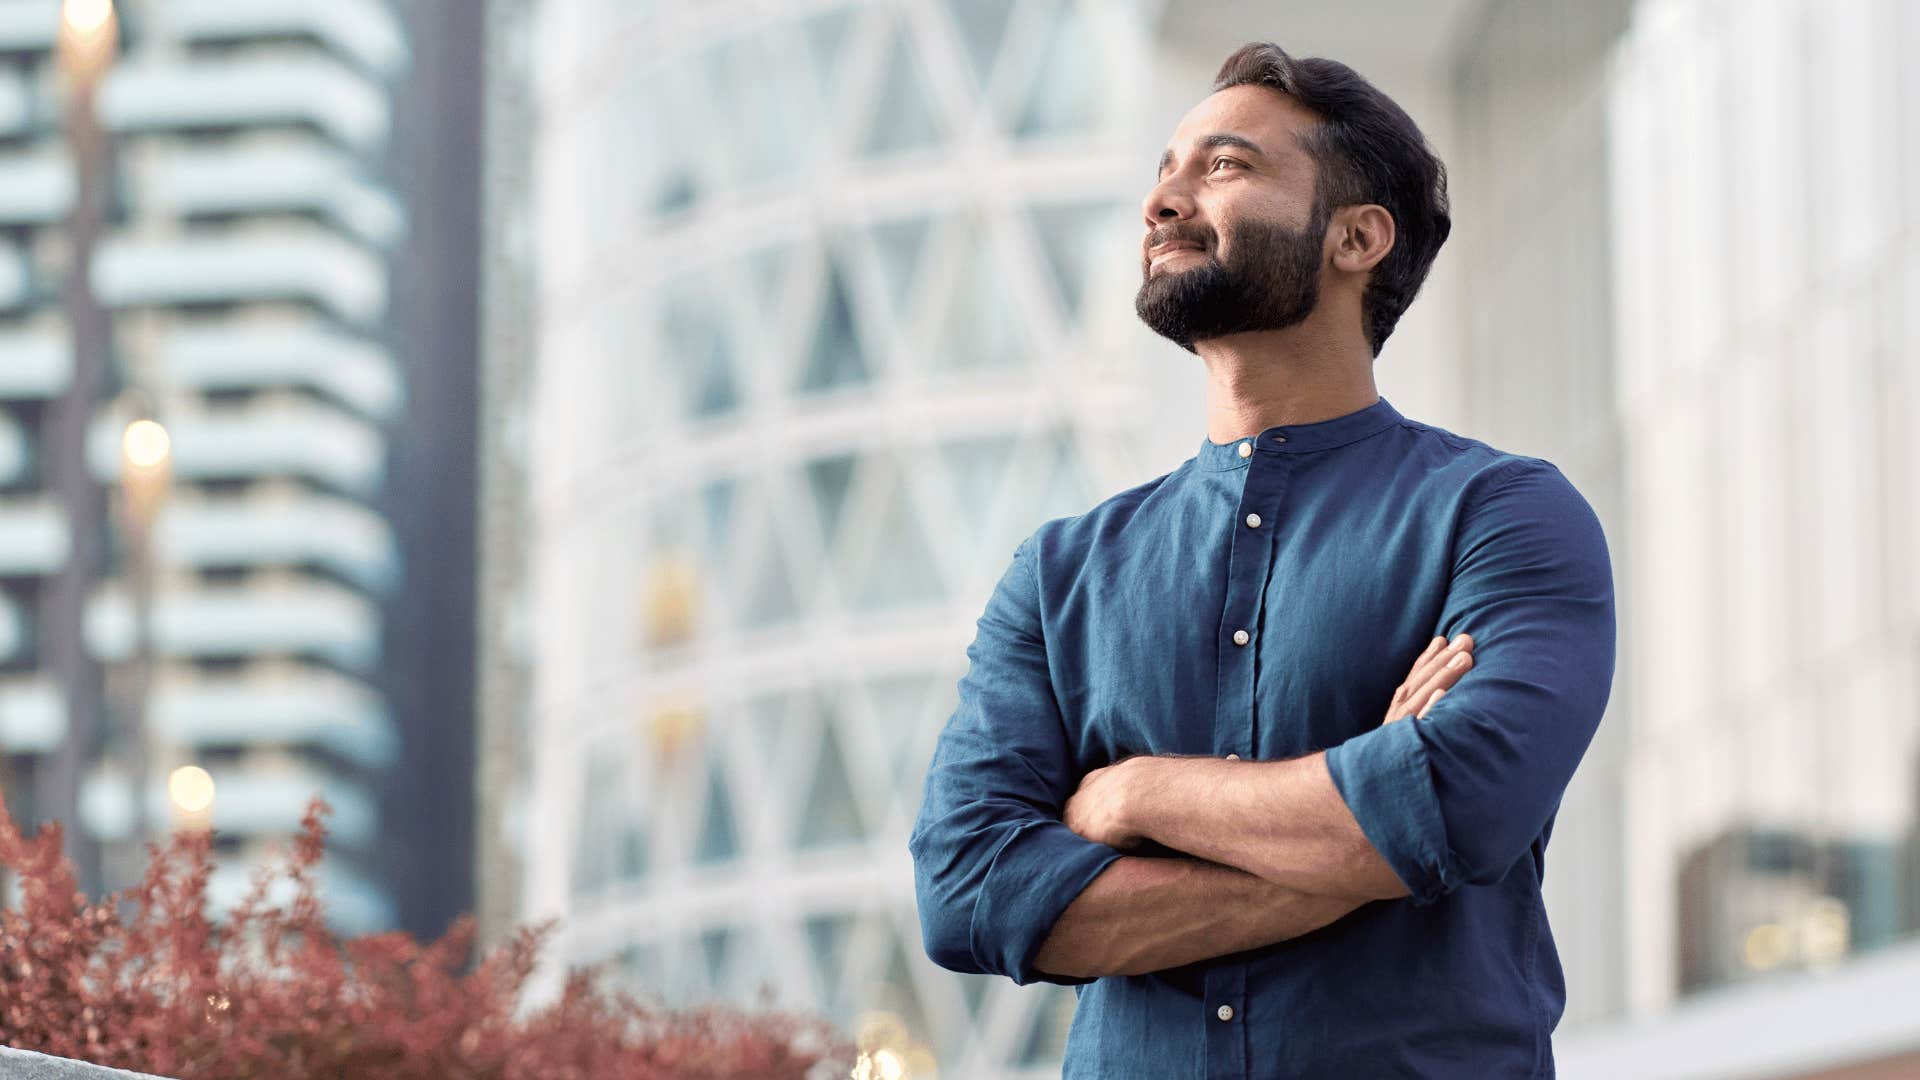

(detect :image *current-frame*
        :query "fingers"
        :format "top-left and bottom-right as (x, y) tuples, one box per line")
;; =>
(1389, 634), (1474, 725)
(1408, 633), (1473, 692)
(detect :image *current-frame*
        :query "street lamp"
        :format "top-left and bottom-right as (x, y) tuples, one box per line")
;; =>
(44, 0), (119, 896)
(117, 407), (168, 850)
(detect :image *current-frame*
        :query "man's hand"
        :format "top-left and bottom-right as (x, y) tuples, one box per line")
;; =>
(1384, 633), (1474, 725)
(1062, 756), (1146, 850)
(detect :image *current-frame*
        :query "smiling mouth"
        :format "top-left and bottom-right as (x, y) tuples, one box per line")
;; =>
(1151, 246), (1205, 263)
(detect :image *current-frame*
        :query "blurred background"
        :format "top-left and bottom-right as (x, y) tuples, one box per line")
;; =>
(0, 0), (1915, 1077)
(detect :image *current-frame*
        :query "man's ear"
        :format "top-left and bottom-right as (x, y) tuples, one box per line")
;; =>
(1331, 204), (1395, 275)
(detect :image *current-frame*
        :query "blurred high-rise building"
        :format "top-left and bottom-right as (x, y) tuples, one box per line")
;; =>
(0, 0), (480, 942)
(482, 0), (1920, 1076)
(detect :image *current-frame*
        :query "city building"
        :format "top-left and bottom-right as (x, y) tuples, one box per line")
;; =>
(0, 0), (480, 942)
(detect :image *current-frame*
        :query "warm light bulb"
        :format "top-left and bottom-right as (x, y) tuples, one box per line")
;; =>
(169, 765), (215, 814)
(61, 0), (112, 36)
(871, 1049), (905, 1080)
(122, 419), (171, 469)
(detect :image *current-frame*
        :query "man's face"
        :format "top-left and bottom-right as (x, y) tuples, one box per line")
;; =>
(1135, 85), (1332, 352)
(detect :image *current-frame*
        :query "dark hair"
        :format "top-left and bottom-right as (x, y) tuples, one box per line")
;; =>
(1212, 42), (1451, 357)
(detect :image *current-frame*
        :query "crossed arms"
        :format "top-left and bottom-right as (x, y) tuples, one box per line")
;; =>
(907, 459), (1616, 986)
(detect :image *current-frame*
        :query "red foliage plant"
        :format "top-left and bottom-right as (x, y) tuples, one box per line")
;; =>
(0, 796), (856, 1079)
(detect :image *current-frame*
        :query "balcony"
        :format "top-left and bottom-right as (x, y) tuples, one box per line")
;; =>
(0, 497), (65, 576)
(131, 139), (404, 248)
(100, 53), (390, 152)
(79, 760), (379, 850)
(86, 398), (385, 497)
(0, 323), (70, 399)
(157, 318), (402, 422)
(85, 576), (381, 671)
(150, 664), (397, 770)
(0, 675), (61, 752)
(91, 223), (387, 326)
(169, 0), (408, 78)
(0, 145), (71, 226)
(156, 490), (397, 593)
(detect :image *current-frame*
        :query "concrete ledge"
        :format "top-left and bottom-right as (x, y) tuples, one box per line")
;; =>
(1556, 936), (1920, 1079)
(0, 1046), (173, 1079)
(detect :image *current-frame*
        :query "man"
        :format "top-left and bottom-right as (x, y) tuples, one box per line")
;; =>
(907, 40), (1614, 1080)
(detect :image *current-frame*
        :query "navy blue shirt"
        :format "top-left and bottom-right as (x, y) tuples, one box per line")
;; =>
(907, 395), (1615, 1078)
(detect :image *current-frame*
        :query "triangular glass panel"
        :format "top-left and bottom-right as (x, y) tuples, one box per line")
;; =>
(863, 671), (937, 779)
(797, 251), (871, 394)
(868, 215), (933, 320)
(571, 751), (626, 896)
(938, 434), (1016, 550)
(711, 34), (805, 188)
(956, 971), (992, 1020)
(621, 943), (661, 998)
(941, 0), (1017, 91)
(852, 469), (946, 611)
(1035, 429), (1096, 522)
(860, 20), (944, 156)
(929, 221), (1026, 373)
(699, 925), (735, 990)
(1013, 1), (1102, 139)
(876, 928), (935, 1053)
(802, 6), (857, 106)
(699, 477), (737, 561)
(805, 911), (856, 1006)
(744, 691), (793, 780)
(797, 705), (867, 849)
(616, 790), (648, 883)
(806, 452), (860, 551)
(1029, 200), (1115, 328)
(746, 244), (790, 323)
(693, 748), (740, 864)
(743, 527), (802, 625)
(663, 285), (740, 419)
(1014, 983), (1078, 1066)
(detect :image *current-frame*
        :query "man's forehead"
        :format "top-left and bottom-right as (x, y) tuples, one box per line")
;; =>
(1166, 85), (1313, 152)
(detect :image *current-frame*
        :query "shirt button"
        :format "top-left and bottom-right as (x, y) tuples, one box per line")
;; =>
(1217, 1004), (1235, 1021)
(1225, 753), (1240, 760)
(1237, 441), (1252, 458)
(1232, 629), (1250, 646)
(1244, 513), (1261, 528)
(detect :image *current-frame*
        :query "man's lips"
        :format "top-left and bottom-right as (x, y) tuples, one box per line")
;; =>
(1148, 244), (1206, 265)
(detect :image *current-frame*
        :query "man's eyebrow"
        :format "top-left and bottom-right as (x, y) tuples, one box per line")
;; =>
(1157, 133), (1269, 178)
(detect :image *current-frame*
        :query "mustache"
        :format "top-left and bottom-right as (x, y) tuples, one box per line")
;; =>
(1145, 228), (1213, 252)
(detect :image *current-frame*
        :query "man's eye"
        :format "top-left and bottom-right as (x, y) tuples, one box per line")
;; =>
(1211, 158), (1242, 172)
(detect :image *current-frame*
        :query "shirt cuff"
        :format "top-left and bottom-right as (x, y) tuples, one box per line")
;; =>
(1323, 718), (1463, 906)
(969, 818), (1127, 986)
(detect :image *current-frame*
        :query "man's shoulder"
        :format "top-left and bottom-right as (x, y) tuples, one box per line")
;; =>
(1024, 462), (1185, 564)
(1391, 413), (1585, 499)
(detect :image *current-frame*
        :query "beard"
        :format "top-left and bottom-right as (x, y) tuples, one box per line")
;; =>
(1133, 200), (1332, 353)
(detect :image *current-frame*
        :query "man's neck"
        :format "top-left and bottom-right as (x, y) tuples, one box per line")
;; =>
(1196, 322), (1378, 443)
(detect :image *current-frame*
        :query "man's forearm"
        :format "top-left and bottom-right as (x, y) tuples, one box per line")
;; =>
(1126, 753), (1409, 901)
(1030, 854), (1369, 980)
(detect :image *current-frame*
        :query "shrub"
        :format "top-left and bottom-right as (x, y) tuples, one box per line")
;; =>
(0, 796), (856, 1079)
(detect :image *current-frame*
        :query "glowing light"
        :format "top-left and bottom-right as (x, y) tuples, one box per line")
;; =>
(1800, 896), (1849, 967)
(61, 0), (112, 35)
(1742, 922), (1788, 971)
(122, 419), (171, 470)
(168, 765), (215, 814)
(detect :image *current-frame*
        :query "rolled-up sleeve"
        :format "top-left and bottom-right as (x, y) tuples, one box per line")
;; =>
(907, 533), (1127, 986)
(1324, 458), (1617, 905)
